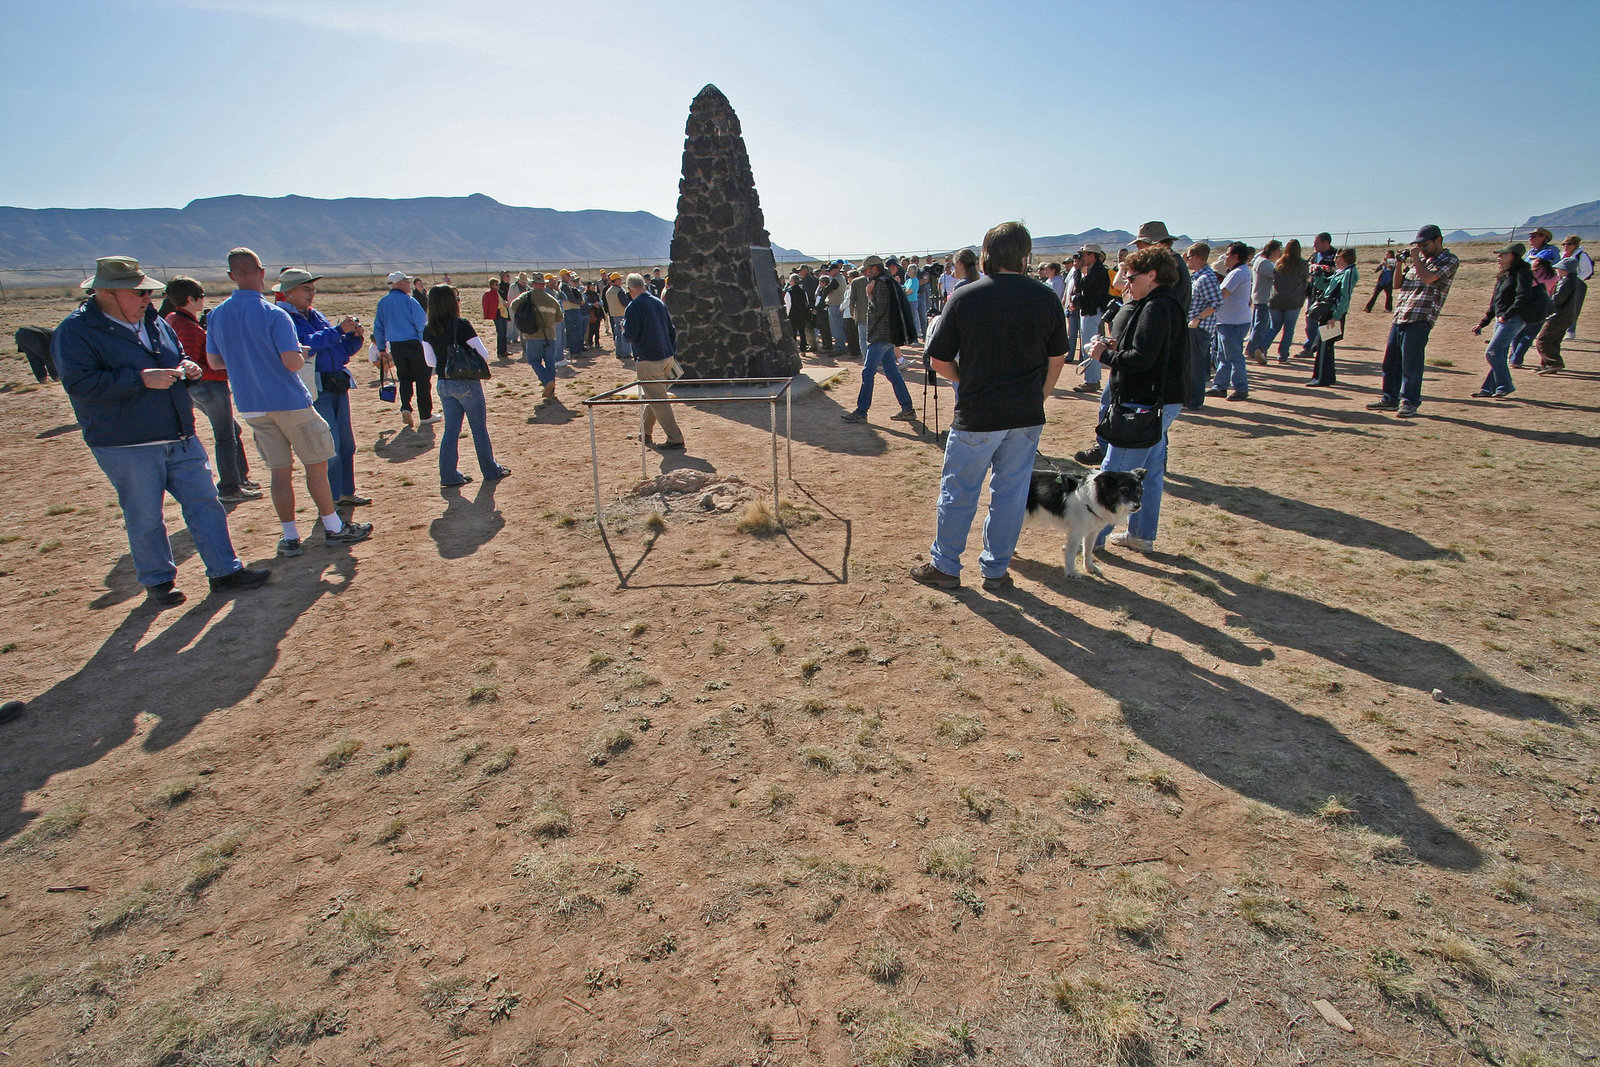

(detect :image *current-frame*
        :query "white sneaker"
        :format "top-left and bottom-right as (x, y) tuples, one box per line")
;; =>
(1108, 532), (1155, 553)
(554, 359), (570, 368)
(420, 415), (442, 425)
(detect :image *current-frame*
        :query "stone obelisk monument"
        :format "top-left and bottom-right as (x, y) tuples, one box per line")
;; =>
(663, 85), (800, 380)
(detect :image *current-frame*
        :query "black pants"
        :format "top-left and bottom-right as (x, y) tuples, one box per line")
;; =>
(817, 308), (834, 351)
(389, 339), (433, 419)
(493, 318), (508, 356)
(1312, 337), (1338, 384)
(1363, 281), (1393, 313)
(843, 318), (861, 359)
(789, 313), (812, 351)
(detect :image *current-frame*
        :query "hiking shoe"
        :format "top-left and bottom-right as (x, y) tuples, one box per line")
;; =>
(240, 479), (261, 491)
(1535, 366), (1562, 375)
(277, 537), (303, 558)
(1074, 446), (1105, 466)
(1071, 381), (1101, 393)
(441, 475), (473, 487)
(1470, 389), (1494, 398)
(1204, 388), (1226, 398)
(1108, 531), (1156, 553)
(655, 440), (686, 451)
(337, 494), (372, 507)
(1226, 391), (1249, 402)
(890, 408), (917, 422)
(841, 410), (867, 422)
(1396, 403), (1420, 418)
(146, 581), (186, 608)
(981, 572), (1014, 592)
(1251, 352), (1268, 365)
(909, 562), (960, 589)
(324, 520), (373, 546)
(209, 567), (271, 594)
(218, 487), (262, 502)
(1365, 399), (1399, 411)
(1493, 388), (1515, 399)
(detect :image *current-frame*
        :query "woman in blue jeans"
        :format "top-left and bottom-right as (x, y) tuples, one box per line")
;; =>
(1263, 239), (1308, 360)
(1207, 243), (1255, 401)
(1086, 245), (1188, 553)
(422, 285), (511, 488)
(1471, 243), (1542, 399)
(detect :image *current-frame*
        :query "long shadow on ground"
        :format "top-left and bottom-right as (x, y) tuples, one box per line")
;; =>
(968, 581), (1482, 871)
(430, 477), (505, 559)
(0, 554), (356, 844)
(1112, 553), (1568, 724)
(1162, 472), (1460, 561)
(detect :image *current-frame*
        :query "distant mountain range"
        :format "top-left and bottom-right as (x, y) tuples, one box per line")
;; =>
(0, 194), (806, 274)
(1440, 201), (1600, 245)
(1030, 228), (1185, 254)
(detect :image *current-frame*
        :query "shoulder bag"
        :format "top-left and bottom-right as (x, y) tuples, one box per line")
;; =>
(438, 319), (491, 381)
(1095, 296), (1172, 450)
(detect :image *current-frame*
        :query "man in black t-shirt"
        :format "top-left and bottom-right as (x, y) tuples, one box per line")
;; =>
(909, 222), (1069, 593)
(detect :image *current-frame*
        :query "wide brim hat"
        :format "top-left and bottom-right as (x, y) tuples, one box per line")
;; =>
(1079, 243), (1104, 256)
(861, 255), (885, 269)
(272, 268), (323, 292)
(82, 256), (163, 291)
(1528, 227), (1554, 242)
(1136, 221), (1174, 244)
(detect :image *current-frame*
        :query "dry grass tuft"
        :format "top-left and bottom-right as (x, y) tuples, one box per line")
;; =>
(318, 739), (362, 771)
(920, 837), (976, 883)
(1428, 932), (1501, 990)
(185, 829), (247, 895)
(1063, 782), (1110, 814)
(798, 744), (842, 772)
(588, 725), (633, 765)
(838, 1005), (960, 1067)
(153, 779), (200, 808)
(527, 796), (573, 838)
(934, 714), (985, 744)
(374, 742), (412, 774)
(1313, 795), (1356, 824)
(956, 785), (998, 822)
(5, 800), (87, 856)
(735, 498), (781, 537)
(87, 880), (161, 938)
(1049, 974), (1154, 1064)
(1097, 869), (1174, 944)
(857, 937), (905, 984)
(1237, 894), (1301, 940)
(318, 906), (396, 973)
(480, 745), (517, 776)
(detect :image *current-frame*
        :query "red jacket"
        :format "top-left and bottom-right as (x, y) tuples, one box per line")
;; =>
(481, 288), (500, 320)
(164, 309), (227, 381)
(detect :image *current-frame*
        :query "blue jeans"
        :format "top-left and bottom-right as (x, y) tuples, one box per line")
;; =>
(437, 379), (500, 482)
(827, 305), (846, 351)
(1262, 306), (1300, 358)
(1507, 318), (1539, 365)
(915, 292), (929, 339)
(1097, 403), (1182, 547)
(563, 309), (585, 353)
(91, 437), (243, 586)
(1079, 312), (1103, 384)
(312, 388), (356, 500)
(856, 341), (914, 414)
(187, 379), (249, 492)
(1066, 311), (1080, 364)
(552, 318), (565, 358)
(1380, 320), (1433, 408)
(524, 337), (557, 385)
(1211, 322), (1250, 393)
(929, 424), (1043, 579)
(610, 317), (631, 360)
(1247, 305), (1272, 354)
(1481, 316), (1522, 394)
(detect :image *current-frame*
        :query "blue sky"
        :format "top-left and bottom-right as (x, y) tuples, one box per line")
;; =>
(2, 0), (1596, 254)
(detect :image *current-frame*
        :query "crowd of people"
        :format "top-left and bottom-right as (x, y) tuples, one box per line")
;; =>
(43, 217), (1592, 606)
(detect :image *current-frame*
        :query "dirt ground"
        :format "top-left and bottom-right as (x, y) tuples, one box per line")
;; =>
(1, 252), (1598, 1067)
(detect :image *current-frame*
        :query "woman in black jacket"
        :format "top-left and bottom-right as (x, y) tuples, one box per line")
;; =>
(1471, 243), (1542, 398)
(1070, 245), (1112, 393)
(783, 272), (813, 353)
(1084, 245), (1187, 553)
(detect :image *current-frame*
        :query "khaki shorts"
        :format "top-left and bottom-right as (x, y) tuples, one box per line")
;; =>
(246, 407), (337, 470)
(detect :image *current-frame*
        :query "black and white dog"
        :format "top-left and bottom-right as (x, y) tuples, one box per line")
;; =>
(1024, 468), (1147, 578)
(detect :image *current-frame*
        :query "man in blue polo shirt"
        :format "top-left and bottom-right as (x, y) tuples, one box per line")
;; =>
(205, 247), (373, 557)
(372, 271), (432, 428)
(53, 256), (270, 607)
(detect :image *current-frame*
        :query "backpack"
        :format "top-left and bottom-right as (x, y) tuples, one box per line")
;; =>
(513, 293), (544, 335)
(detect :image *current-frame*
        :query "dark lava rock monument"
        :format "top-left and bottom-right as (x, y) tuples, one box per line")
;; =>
(663, 85), (800, 379)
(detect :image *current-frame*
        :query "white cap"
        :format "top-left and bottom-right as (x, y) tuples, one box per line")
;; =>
(387, 271), (409, 284)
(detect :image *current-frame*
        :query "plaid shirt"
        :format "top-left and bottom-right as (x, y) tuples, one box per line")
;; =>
(1189, 265), (1222, 335)
(1394, 248), (1460, 324)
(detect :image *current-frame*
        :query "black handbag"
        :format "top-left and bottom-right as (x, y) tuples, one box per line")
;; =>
(1094, 296), (1170, 449)
(319, 370), (350, 393)
(438, 319), (491, 381)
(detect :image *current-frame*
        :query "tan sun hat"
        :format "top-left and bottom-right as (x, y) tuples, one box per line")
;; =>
(82, 256), (164, 291)
(272, 268), (322, 292)
(1135, 221), (1175, 244)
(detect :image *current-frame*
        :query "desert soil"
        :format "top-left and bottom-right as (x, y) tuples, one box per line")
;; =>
(1, 254), (1599, 1067)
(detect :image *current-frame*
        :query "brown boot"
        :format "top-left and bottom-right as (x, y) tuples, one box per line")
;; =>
(542, 381), (557, 401)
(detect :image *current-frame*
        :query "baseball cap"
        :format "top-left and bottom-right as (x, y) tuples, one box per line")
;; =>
(1494, 242), (1526, 257)
(1555, 257), (1580, 273)
(1413, 224), (1443, 243)
(386, 271), (408, 284)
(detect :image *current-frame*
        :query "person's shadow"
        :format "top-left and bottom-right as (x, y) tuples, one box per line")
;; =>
(969, 584), (1481, 871)
(429, 478), (505, 559)
(1, 554), (356, 844)
(90, 531), (198, 610)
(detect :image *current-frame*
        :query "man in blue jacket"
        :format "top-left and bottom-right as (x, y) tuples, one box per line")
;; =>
(277, 269), (367, 507)
(52, 257), (270, 608)
(622, 272), (685, 450)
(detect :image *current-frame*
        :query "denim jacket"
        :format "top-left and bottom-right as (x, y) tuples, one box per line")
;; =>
(283, 304), (363, 374)
(53, 299), (195, 447)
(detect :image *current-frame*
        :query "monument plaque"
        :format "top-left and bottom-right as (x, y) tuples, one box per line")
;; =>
(663, 85), (801, 379)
